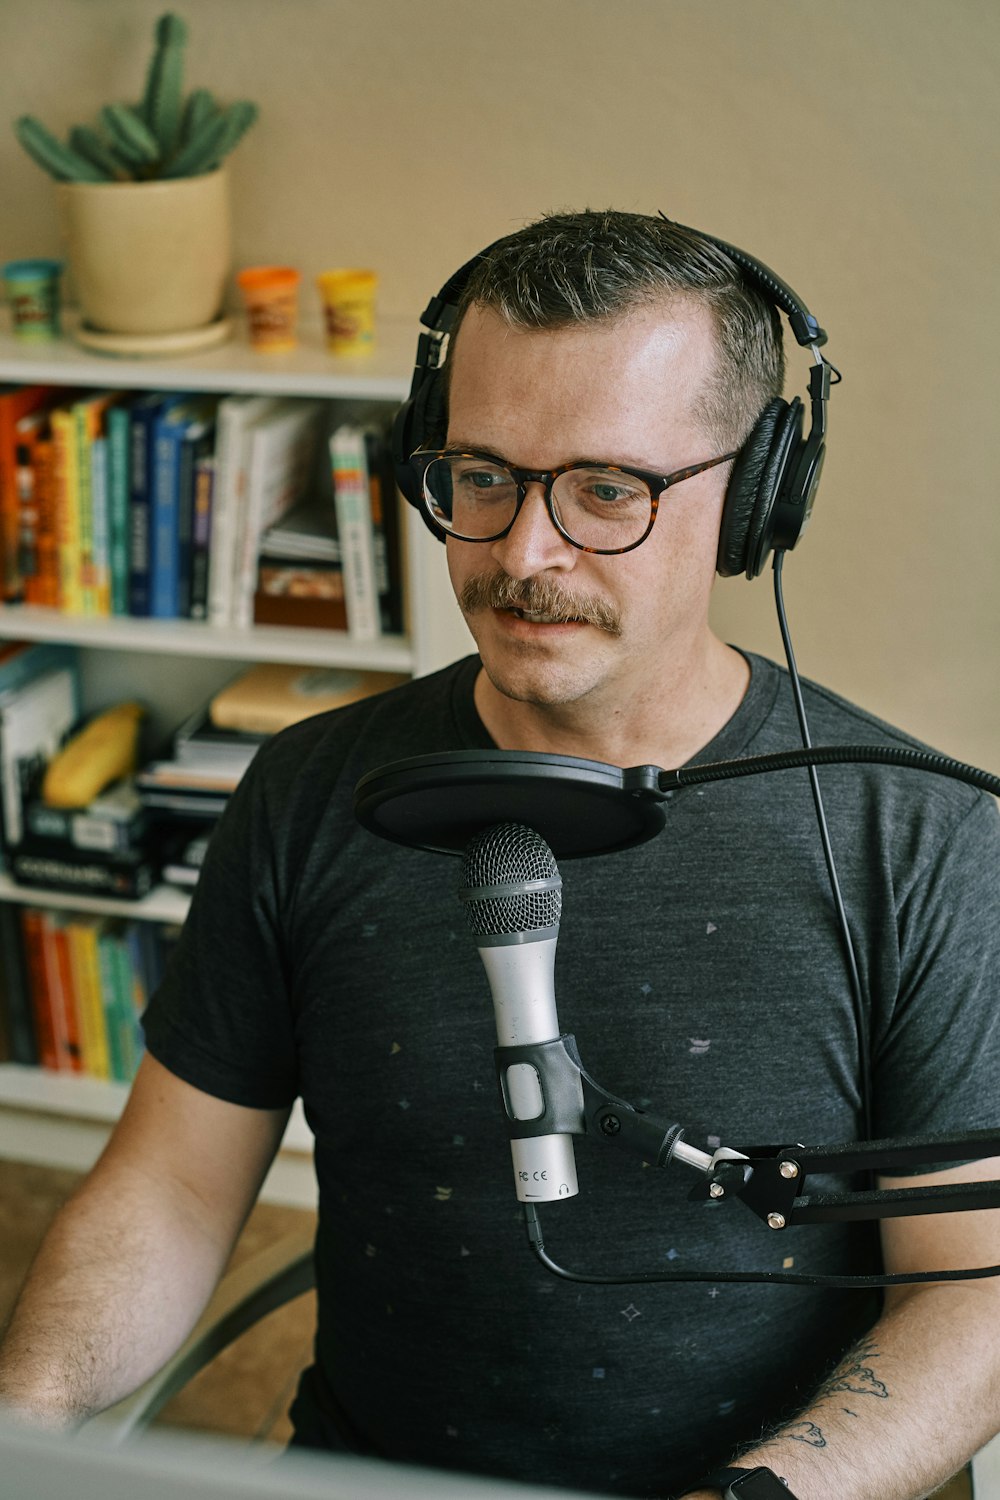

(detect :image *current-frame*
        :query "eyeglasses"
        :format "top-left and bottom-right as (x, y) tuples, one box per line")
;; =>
(407, 447), (739, 555)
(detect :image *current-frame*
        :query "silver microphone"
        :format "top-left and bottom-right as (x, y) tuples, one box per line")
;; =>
(459, 823), (579, 1203)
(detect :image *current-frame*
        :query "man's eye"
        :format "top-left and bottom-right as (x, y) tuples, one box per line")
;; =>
(457, 468), (510, 490)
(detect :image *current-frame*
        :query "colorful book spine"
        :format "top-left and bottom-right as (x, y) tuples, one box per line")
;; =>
(97, 923), (129, 1082)
(19, 906), (57, 1070)
(90, 436), (111, 615)
(106, 403), (132, 616)
(189, 455), (215, 620)
(51, 406), (84, 614)
(75, 402), (97, 614)
(66, 916), (111, 1080)
(330, 424), (380, 642)
(0, 384), (56, 601)
(39, 910), (82, 1072)
(27, 430), (59, 607)
(128, 394), (167, 617)
(0, 901), (37, 1064)
(14, 410), (49, 603)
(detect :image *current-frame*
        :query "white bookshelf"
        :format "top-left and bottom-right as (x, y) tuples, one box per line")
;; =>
(0, 308), (467, 1201)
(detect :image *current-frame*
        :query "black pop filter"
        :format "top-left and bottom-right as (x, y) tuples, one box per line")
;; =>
(352, 750), (667, 859)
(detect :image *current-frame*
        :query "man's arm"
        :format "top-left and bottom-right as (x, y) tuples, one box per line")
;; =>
(0, 1053), (291, 1429)
(681, 1156), (1000, 1500)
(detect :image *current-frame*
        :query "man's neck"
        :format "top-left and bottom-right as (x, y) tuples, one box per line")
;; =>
(473, 636), (751, 770)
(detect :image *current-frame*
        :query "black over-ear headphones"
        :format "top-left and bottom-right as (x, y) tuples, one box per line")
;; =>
(392, 218), (838, 581)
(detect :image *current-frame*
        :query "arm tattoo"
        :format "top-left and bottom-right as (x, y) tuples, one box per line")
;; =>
(815, 1337), (890, 1402)
(750, 1336), (890, 1464)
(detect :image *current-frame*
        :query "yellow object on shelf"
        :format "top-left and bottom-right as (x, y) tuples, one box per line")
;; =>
(42, 701), (145, 808)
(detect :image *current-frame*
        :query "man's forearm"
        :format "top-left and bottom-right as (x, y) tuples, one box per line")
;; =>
(683, 1285), (1000, 1500)
(0, 1163), (231, 1428)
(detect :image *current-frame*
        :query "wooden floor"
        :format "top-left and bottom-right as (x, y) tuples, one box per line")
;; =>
(0, 1158), (317, 1444)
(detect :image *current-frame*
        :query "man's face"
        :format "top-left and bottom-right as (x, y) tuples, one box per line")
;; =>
(444, 298), (732, 721)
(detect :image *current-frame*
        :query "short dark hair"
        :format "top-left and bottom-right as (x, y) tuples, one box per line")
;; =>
(450, 209), (786, 448)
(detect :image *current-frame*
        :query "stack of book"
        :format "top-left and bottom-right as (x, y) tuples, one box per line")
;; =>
(0, 386), (404, 639)
(0, 901), (175, 1082)
(135, 661), (408, 889)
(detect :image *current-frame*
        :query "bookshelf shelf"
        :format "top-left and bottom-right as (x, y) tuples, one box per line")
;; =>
(0, 605), (414, 671)
(0, 309), (414, 402)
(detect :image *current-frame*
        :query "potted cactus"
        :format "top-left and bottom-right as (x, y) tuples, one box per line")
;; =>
(13, 13), (259, 352)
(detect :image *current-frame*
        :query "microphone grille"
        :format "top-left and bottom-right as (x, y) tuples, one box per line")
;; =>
(460, 822), (562, 937)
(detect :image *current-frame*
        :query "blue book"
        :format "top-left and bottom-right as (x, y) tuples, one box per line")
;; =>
(176, 408), (217, 619)
(128, 393), (186, 617)
(150, 398), (216, 619)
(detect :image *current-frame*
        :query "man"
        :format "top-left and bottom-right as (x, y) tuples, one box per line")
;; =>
(1, 212), (998, 1499)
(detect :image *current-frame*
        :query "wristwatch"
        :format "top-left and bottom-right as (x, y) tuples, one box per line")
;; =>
(701, 1466), (799, 1499)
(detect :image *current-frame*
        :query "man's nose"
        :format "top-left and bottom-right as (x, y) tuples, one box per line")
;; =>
(489, 484), (575, 579)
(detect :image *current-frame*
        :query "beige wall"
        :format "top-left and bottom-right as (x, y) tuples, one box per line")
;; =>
(3, 0), (997, 767)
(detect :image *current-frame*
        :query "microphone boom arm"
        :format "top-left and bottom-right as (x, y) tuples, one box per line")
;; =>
(496, 1034), (1000, 1227)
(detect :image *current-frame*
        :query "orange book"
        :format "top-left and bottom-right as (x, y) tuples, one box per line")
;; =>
(41, 912), (83, 1072)
(0, 385), (57, 600)
(24, 427), (59, 607)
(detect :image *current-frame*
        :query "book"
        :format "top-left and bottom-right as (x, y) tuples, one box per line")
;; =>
(177, 415), (216, 619)
(259, 494), (340, 562)
(330, 423), (380, 641)
(173, 699), (267, 772)
(365, 427), (405, 635)
(105, 401), (132, 616)
(188, 454), (215, 620)
(0, 900), (37, 1064)
(25, 777), (148, 853)
(51, 403), (83, 614)
(9, 841), (157, 900)
(209, 662), (407, 735)
(19, 907), (57, 1070)
(40, 910), (83, 1073)
(89, 434), (111, 614)
(14, 407), (52, 603)
(253, 558), (348, 632)
(0, 662), (81, 849)
(111, 924), (145, 1080)
(65, 916), (111, 1079)
(128, 392), (180, 617)
(160, 826), (211, 890)
(231, 399), (325, 629)
(150, 396), (217, 618)
(207, 394), (280, 628)
(0, 384), (57, 600)
(135, 761), (236, 819)
(74, 391), (119, 615)
(22, 423), (58, 607)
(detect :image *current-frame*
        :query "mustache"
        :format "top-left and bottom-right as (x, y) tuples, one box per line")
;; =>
(458, 573), (622, 636)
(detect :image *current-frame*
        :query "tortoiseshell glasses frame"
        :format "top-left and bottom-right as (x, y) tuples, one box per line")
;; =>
(406, 447), (739, 555)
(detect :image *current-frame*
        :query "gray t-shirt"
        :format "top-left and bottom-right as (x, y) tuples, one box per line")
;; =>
(144, 652), (999, 1497)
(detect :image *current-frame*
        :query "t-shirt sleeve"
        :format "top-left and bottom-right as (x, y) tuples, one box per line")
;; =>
(142, 747), (297, 1110)
(871, 790), (1000, 1146)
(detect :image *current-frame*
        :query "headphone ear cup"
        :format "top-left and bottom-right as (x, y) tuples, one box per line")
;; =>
(392, 369), (448, 509)
(717, 398), (799, 579)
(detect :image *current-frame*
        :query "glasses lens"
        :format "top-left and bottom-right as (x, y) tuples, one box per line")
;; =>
(551, 467), (653, 550)
(423, 456), (518, 539)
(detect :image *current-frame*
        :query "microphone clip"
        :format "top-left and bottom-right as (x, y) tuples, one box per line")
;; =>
(494, 1033), (686, 1168)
